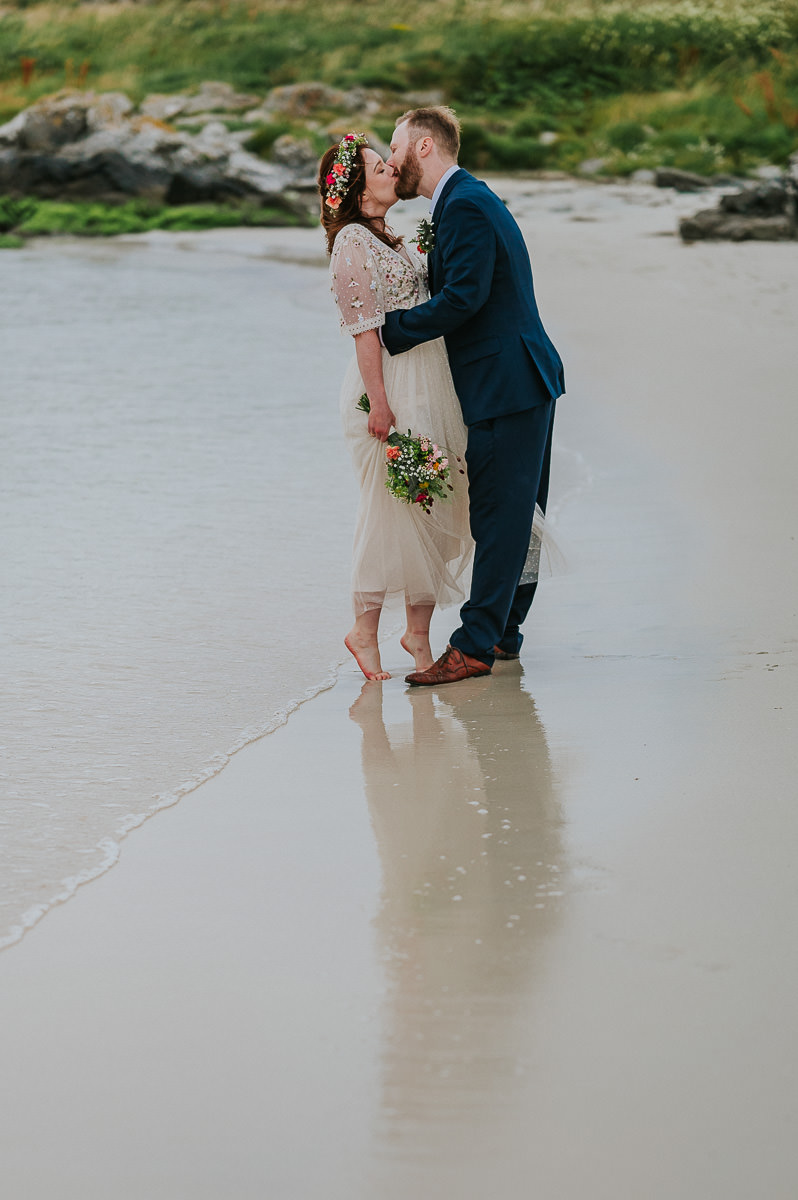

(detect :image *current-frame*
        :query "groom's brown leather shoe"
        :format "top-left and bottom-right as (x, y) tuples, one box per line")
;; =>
(405, 644), (492, 687)
(493, 646), (520, 660)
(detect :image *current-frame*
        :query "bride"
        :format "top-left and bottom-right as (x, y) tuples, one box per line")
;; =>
(319, 133), (473, 681)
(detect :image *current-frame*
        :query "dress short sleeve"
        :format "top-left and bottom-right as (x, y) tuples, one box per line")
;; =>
(330, 227), (386, 337)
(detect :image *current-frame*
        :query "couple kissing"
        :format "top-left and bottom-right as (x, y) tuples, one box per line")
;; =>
(319, 105), (564, 687)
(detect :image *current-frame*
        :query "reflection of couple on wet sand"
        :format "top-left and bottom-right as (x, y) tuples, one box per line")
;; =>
(319, 104), (564, 687)
(349, 668), (564, 1143)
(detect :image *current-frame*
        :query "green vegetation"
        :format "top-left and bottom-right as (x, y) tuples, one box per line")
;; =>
(0, 195), (313, 239)
(0, 0), (796, 178)
(243, 120), (331, 159)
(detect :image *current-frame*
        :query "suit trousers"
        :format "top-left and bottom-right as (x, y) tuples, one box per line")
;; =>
(449, 400), (555, 666)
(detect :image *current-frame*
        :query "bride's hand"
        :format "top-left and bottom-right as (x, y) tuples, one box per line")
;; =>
(368, 402), (396, 442)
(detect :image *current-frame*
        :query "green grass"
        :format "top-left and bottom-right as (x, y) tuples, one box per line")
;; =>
(0, 0), (796, 178)
(0, 196), (313, 237)
(1, 2), (794, 100)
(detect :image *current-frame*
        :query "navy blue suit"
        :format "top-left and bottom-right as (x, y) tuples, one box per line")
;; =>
(382, 168), (564, 665)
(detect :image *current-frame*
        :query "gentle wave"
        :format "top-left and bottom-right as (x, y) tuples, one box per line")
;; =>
(0, 657), (345, 952)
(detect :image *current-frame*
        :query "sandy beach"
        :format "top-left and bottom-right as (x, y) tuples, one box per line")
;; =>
(1, 179), (796, 1198)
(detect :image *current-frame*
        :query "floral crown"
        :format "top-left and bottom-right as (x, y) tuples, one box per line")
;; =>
(324, 132), (368, 210)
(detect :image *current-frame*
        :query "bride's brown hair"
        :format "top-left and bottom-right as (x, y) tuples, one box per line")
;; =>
(318, 143), (404, 256)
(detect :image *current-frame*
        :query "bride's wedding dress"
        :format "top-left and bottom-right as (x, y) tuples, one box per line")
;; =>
(330, 224), (474, 616)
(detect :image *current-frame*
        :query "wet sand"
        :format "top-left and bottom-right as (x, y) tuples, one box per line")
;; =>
(1, 182), (796, 1198)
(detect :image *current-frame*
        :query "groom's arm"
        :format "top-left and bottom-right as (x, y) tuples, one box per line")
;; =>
(383, 199), (497, 355)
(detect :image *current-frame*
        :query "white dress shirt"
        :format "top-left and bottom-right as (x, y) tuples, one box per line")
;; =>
(429, 163), (460, 219)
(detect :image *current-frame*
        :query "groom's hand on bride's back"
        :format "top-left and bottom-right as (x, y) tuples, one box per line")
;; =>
(368, 401), (396, 442)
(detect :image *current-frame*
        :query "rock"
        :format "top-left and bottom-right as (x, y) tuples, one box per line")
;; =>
(14, 91), (93, 152)
(680, 178), (797, 241)
(0, 87), (318, 208)
(754, 164), (784, 181)
(56, 126), (132, 160)
(631, 168), (656, 185)
(680, 210), (795, 242)
(123, 118), (187, 163)
(340, 87), (385, 118)
(193, 120), (245, 159)
(224, 149), (292, 195)
(242, 106), (275, 126)
(578, 157), (607, 176)
(0, 110), (28, 146)
(271, 134), (318, 174)
(539, 131), (559, 147)
(655, 167), (712, 191)
(165, 165), (305, 214)
(140, 93), (189, 121)
(248, 82), (383, 122)
(166, 166), (259, 205)
(790, 151), (798, 182)
(710, 174), (748, 188)
(265, 82), (347, 118)
(86, 92), (133, 130)
(720, 180), (792, 217)
(170, 143), (205, 170)
(0, 148), (170, 204)
(181, 81), (261, 115)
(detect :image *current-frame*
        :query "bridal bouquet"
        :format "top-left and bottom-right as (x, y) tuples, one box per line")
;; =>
(357, 393), (455, 514)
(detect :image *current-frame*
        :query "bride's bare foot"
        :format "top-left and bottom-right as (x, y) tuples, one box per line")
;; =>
(400, 631), (434, 672)
(345, 630), (390, 681)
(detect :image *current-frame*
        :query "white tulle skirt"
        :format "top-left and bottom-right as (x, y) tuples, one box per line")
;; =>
(339, 337), (474, 617)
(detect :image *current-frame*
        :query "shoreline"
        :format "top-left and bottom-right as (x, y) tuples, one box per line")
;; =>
(2, 168), (787, 250)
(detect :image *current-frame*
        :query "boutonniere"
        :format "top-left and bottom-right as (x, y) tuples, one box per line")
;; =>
(411, 218), (435, 255)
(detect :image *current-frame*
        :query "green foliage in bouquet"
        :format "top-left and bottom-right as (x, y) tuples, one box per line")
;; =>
(357, 393), (455, 515)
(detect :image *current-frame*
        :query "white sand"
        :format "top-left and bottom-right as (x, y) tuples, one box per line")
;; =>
(0, 182), (796, 1198)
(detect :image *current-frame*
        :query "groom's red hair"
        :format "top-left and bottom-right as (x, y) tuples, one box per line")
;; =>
(395, 106), (461, 159)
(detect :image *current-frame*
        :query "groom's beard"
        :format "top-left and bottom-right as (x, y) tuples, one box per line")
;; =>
(394, 145), (423, 200)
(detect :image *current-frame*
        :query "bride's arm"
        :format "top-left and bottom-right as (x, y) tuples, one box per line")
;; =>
(355, 330), (396, 443)
(329, 228), (394, 441)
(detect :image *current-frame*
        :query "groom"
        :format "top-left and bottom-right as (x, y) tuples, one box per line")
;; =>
(383, 106), (565, 686)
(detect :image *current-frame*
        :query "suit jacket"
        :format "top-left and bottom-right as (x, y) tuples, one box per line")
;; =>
(382, 169), (565, 426)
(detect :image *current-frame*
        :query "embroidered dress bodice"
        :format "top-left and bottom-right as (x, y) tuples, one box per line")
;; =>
(330, 224), (427, 336)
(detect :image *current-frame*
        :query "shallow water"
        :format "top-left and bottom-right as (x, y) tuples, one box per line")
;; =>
(1, 234), (357, 947)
